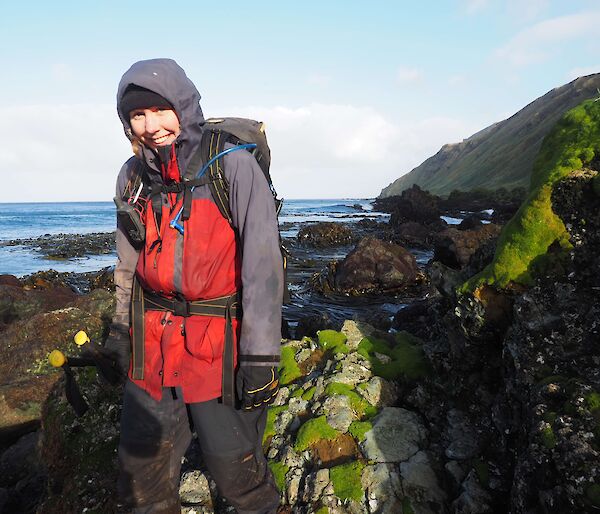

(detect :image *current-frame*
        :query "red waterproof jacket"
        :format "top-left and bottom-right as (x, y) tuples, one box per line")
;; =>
(114, 59), (283, 403)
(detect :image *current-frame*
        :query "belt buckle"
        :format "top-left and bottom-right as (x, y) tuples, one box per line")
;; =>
(173, 298), (190, 317)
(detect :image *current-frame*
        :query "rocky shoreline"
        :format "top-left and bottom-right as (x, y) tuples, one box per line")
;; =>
(1, 162), (599, 513)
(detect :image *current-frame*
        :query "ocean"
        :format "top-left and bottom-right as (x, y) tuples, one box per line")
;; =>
(0, 199), (386, 277)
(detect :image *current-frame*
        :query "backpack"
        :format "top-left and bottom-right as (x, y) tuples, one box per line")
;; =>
(200, 117), (282, 221)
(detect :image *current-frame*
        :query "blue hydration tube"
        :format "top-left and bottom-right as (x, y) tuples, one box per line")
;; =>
(169, 143), (257, 234)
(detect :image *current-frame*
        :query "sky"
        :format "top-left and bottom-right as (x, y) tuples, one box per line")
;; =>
(1, 0), (599, 202)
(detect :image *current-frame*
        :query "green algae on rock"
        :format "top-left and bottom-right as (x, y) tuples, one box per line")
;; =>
(330, 460), (365, 502)
(267, 460), (289, 491)
(316, 329), (349, 354)
(464, 98), (600, 290)
(357, 332), (430, 381)
(324, 382), (377, 419)
(294, 415), (339, 452)
(279, 345), (302, 385)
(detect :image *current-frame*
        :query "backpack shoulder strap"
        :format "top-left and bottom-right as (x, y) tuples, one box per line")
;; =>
(202, 128), (234, 225)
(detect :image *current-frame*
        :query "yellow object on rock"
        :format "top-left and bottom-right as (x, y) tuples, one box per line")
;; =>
(74, 330), (90, 346)
(48, 350), (66, 368)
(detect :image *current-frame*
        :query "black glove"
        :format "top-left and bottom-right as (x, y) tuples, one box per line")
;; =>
(236, 366), (280, 411)
(83, 323), (130, 386)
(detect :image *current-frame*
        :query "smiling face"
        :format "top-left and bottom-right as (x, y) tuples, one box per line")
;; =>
(129, 107), (181, 149)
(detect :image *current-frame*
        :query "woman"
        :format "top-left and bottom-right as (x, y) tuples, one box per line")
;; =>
(106, 58), (283, 514)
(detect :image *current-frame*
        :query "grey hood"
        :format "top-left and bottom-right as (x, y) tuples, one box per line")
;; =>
(117, 58), (205, 175)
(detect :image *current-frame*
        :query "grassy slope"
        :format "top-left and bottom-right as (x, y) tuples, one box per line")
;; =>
(381, 74), (600, 197)
(463, 98), (600, 289)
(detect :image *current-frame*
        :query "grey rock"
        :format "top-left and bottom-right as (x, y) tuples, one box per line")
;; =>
(320, 395), (356, 432)
(287, 397), (309, 416)
(445, 460), (467, 487)
(341, 320), (376, 350)
(451, 471), (493, 514)
(272, 386), (290, 407)
(301, 468), (330, 502)
(0, 488), (7, 512)
(361, 463), (402, 514)
(279, 445), (304, 470)
(361, 408), (427, 463)
(287, 473), (302, 504)
(359, 376), (398, 407)
(400, 451), (446, 504)
(179, 470), (214, 508)
(444, 409), (480, 460)
(274, 410), (295, 435)
(324, 361), (372, 388)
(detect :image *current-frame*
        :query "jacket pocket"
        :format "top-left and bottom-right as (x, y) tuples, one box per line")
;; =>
(183, 317), (214, 363)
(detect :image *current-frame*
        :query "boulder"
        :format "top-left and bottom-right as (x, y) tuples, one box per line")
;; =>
(313, 237), (419, 296)
(433, 224), (501, 269)
(297, 222), (357, 248)
(386, 185), (442, 225)
(361, 407), (427, 463)
(0, 306), (106, 442)
(0, 284), (76, 326)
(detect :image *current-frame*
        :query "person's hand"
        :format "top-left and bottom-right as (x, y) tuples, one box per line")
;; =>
(82, 323), (130, 386)
(236, 366), (280, 410)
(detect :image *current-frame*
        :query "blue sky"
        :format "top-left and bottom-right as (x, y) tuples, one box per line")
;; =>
(1, 0), (598, 201)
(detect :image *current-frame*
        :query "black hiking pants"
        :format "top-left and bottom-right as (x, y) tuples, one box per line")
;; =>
(117, 381), (280, 514)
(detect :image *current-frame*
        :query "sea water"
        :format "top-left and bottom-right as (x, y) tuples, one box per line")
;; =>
(0, 199), (385, 277)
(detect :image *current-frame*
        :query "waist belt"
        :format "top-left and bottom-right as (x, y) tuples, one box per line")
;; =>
(131, 277), (241, 407)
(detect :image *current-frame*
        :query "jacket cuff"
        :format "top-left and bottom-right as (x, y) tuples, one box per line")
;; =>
(239, 354), (280, 367)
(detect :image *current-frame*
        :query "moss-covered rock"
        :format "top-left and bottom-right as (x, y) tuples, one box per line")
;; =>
(464, 99), (600, 290)
(294, 416), (339, 452)
(357, 332), (430, 381)
(330, 460), (365, 502)
(279, 345), (302, 385)
(316, 329), (349, 354)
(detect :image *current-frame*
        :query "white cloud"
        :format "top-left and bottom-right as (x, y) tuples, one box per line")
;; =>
(566, 65), (600, 81)
(496, 10), (600, 67)
(396, 66), (424, 85)
(0, 102), (479, 201)
(0, 104), (131, 202)
(220, 103), (479, 198)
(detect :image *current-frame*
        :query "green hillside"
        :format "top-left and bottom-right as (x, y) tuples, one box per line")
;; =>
(380, 74), (600, 197)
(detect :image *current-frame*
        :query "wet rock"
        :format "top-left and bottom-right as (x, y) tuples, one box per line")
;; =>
(4, 232), (116, 259)
(433, 224), (501, 269)
(0, 283), (76, 326)
(0, 275), (21, 287)
(297, 222), (357, 248)
(458, 215), (483, 231)
(296, 311), (338, 339)
(313, 237), (419, 296)
(391, 221), (443, 249)
(361, 408), (427, 463)
(0, 306), (106, 442)
(386, 185), (442, 225)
